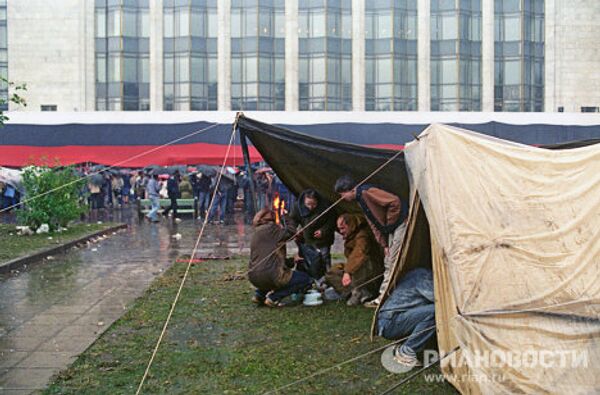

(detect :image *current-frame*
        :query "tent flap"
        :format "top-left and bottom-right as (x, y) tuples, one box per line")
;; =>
(405, 124), (600, 394)
(237, 115), (410, 212)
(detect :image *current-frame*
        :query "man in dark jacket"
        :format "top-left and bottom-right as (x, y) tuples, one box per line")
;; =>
(163, 171), (181, 218)
(335, 175), (408, 308)
(208, 175), (233, 224)
(289, 189), (336, 281)
(196, 173), (212, 219)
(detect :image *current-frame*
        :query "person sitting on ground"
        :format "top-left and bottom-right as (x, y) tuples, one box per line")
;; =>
(377, 268), (435, 369)
(325, 214), (384, 305)
(248, 208), (312, 307)
(334, 175), (408, 308)
(289, 189), (336, 284)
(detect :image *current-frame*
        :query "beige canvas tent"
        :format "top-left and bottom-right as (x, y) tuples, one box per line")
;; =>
(376, 124), (600, 394)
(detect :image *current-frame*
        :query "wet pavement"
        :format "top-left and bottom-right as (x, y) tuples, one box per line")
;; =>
(0, 208), (254, 394)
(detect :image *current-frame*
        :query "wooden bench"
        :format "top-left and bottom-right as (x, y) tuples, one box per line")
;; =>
(137, 198), (198, 218)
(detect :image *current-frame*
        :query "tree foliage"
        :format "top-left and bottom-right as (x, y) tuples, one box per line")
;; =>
(0, 76), (27, 125)
(17, 165), (86, 231)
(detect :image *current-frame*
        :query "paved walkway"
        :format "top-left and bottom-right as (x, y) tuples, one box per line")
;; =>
(0, 211), (251, 394)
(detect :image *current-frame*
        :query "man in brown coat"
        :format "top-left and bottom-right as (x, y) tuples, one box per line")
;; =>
(334, 175), (408, 308)
(325, 214), (384, 306)
(248, 209), (312, 307)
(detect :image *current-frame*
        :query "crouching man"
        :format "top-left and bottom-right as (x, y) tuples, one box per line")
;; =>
(377, 268), (435, 369)
(248, 209), (312, 307)
(325, 214), (384, 306)
(334, 175), (408, 308)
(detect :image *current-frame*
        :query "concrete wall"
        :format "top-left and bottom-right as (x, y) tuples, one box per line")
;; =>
(548, 0), (600, 112)
(8, 0), (93, 112)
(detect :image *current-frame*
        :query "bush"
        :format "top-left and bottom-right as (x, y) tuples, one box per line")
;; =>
(17, 165), (86, 231)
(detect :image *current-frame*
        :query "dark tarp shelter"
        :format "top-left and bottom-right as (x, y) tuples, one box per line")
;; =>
(236, 115), (410, 214)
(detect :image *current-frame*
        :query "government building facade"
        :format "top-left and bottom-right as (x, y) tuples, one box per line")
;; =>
(4, 0), (600, 113)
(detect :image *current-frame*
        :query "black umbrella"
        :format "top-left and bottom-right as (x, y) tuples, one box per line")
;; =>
(89, 173), (104, 186)
(89, 164), (107, 174)
(162, 165), (187, 175)
(141, 165), (160, 176)
(197, 165), (217, 177)
(216, 166), (236, 182)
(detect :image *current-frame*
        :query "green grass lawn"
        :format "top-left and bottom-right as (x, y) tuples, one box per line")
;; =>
(0, 222), (118, 263)
(42, 255), (456, 395)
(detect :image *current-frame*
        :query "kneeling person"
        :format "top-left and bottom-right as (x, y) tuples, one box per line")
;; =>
(325, 214), (384, 305)
(377, 268), (435, 369)
(248, 209), (312, 307)
(289, 189), (336, 282)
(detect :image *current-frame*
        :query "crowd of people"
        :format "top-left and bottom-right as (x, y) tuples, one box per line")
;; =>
(247, 175), (434, 369)
(81, 165), (293, 224)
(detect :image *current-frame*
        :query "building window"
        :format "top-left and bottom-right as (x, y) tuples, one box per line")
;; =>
(581, 106), (599, 113)
(299, 0), (352, 111)
(430, 0), (482, 112)
(0, 0), (7, 111)
(365, 1), (417, 111)
(40, 105), (58, 111)
(95, 0), (150, 111)
(494, 0), (544, 112)
(163, 0), (218, 111)
(230, 0), (285, 111)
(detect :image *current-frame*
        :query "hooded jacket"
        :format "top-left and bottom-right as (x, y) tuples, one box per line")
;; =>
(325, 214), (384, 296)
(248, 209), (295, 290)
(289, 190), (336, 248)
(355, 185), (406, 248)
(341, 214), (384, 275)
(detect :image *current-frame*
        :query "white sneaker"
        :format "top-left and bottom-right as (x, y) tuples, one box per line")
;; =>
(363, 299), (380, 308)
(381, 345), (421, 374)
(393, 346), (422, 368)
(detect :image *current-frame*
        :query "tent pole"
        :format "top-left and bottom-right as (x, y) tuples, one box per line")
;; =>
(238, 127), (258, 215)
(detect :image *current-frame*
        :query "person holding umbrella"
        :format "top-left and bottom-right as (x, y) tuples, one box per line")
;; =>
(88, 173), (105, 210)
(163, 170), (181, 219)
(146, 173), (162, 222)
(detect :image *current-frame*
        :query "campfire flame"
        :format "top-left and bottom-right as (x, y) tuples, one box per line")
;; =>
(273, 194), (286, 225)
(273, 195), (281, 224)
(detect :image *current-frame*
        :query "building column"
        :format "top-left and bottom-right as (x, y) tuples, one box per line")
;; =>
(481, 0), (494, 112)
(285, 0), (299, 111)
(417, 0), (430, 111)
(351, 0), (365, 111)
(218, 0), (231, 111)
(149, 0), (163, 111)
(81, 0), (95, 111)
(544, 0), (556, 112)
